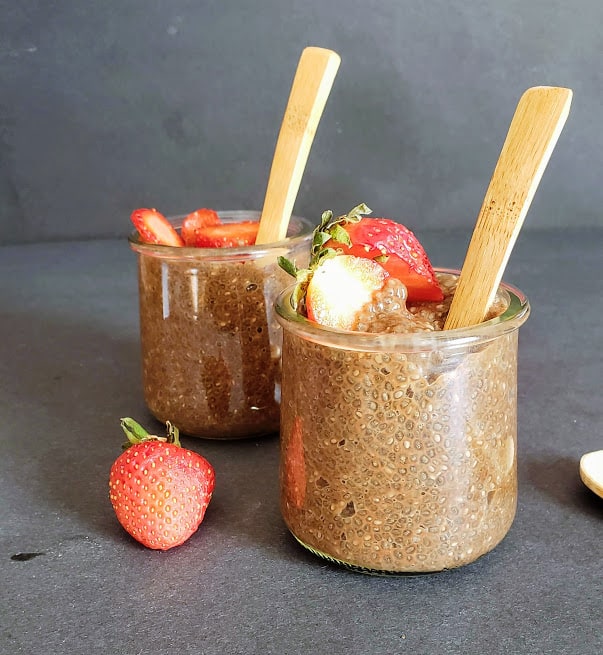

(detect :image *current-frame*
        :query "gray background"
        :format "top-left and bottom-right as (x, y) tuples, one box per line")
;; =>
(1, 0), (601, 245)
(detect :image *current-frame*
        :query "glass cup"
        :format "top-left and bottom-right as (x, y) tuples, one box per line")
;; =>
(129, 210), (312, 439)
(275, 270), (530, 574)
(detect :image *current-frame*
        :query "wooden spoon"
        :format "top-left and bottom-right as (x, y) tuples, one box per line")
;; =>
(580, 451), (603, 499)
(255, 47), (341, 245)
(444, 86), (572, 330)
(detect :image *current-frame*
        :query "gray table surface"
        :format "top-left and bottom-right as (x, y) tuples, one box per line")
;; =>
(1, 229), (602, 655)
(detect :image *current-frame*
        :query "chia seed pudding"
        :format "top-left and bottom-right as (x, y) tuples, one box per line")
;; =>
(129, 211), (312, 439)
(276, 270), (530, 573)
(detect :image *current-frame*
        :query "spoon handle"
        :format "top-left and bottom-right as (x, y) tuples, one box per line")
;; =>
(255, 47), (341, 245)
(444, 86), (572, 330)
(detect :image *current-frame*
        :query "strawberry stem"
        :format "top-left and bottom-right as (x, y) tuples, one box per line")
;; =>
(119, 417), (172, 450)
(166, 421), (181, 447)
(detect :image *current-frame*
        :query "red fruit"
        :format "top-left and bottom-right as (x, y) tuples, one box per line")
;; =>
(283, 416), (306, 509)
(131, 208), (184, 247)
(181, 208), (221, 246)
(306, 254), (389, 330)
(191, 221), (260, 248)
(329, 218), (443, 302)
(109, 418), (215, 551)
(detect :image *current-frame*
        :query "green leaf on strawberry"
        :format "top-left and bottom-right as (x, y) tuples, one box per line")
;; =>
(277, 256), (299, 279)
(309, 203), (369, 266)
(120, 416), (168, 449)
(328, 223), (352, 248)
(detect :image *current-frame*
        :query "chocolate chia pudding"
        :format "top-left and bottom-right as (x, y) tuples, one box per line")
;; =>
(129, 211), (311, 439)
(276, 270), (530, 573)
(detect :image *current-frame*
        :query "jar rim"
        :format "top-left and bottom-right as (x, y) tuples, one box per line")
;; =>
(128, 210), (313, 262)
(275, 268), (530, 352)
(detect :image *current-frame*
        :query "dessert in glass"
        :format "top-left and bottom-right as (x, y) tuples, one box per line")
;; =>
(129, 208), (312, 439)
(275, 205), (530, 573)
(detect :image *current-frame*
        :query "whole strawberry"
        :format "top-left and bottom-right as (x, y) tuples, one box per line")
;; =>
(109, 418), (215, 550)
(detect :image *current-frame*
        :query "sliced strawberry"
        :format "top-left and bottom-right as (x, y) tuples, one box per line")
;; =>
(328, 218), (443, 302)
(192, 221), (260, 248)
(181, 208), (221, 247)
(306, 255), (389, 330)
(283, 416), (306, 509)
(131, 208), (184, 247)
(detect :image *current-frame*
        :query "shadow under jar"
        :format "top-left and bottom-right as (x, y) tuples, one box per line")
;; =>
(129, 211), (312, 439)
(275, 271), (530, 574)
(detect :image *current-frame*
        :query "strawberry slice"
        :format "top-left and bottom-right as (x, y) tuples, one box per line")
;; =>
(329, 218), (443, 302)
(306, 255), (389, 330)
(131, 208), (184, 247)
(283, 416), (306, 509)
(181, 208), (221, 247)
(192, 221), (260, 248)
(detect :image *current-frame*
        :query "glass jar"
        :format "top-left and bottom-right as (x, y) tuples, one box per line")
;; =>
(129, 211), (312, 439)
(275, 271), (530, 573)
